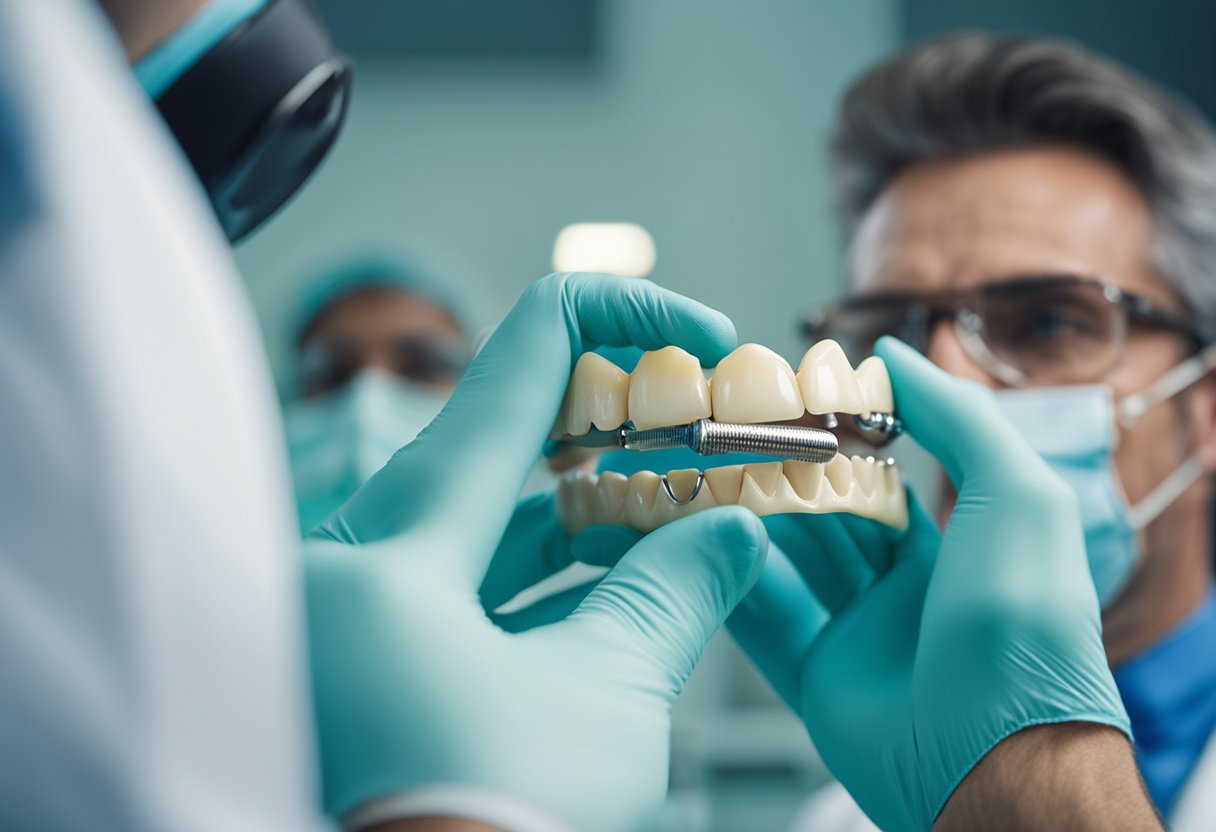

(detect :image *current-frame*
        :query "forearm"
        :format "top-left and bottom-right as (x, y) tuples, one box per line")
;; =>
(934, 723), (1162, 832)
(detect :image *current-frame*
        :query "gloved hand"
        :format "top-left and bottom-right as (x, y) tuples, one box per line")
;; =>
(305, 272), (770, 831)
(729, 337), (1131, 832)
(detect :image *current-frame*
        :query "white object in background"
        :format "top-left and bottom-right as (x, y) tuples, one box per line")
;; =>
(552, 222), (657, 278)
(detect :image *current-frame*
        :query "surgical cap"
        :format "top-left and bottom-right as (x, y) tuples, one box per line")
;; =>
(281, 255), (472, 401)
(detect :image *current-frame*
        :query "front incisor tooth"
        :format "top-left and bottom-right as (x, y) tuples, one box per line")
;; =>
(797, 339), (867, 416)
(560, 352), (630, 436)
(783, 460), (825, 501)
(704, 465), (745, 504)
(709, 343), (804, 424)
(855, 356), (895, 415)
(824, 454), (854, 497)
(628, 346), (712, 430)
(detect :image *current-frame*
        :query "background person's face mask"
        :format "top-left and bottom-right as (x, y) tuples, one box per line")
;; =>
(993, 347), (1216, 607)
(285, 370), (450, 534)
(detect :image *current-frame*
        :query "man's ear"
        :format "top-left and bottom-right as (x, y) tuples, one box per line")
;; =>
(1187, 374), (1216, 472)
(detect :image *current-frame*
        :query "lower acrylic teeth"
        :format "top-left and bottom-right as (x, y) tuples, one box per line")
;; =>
(556, 455), (907, 536)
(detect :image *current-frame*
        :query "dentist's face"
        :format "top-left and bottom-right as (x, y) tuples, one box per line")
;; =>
(298, 288), (469, 398)
(850, 145), (1216, 608)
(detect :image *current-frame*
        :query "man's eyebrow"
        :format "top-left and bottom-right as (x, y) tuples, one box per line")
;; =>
(847, 286), (931, 301)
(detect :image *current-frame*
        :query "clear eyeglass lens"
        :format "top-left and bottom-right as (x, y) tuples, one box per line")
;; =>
(813, 304), (924, 365)
(969, 280), (1123, 385)
(807, 279), (1127, 387)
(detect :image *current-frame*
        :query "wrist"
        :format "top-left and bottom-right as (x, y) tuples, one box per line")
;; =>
(934, 723), (1162, 832)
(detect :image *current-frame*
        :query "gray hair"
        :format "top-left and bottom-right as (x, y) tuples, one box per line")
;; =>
(831, 33), (1216, 337)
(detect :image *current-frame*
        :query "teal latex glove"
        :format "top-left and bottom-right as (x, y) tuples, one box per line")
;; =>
(729, 337), (1130, 832)
(305, 273), (770, 830)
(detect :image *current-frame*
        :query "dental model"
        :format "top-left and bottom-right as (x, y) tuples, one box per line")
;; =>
(552, 340), (908, 534)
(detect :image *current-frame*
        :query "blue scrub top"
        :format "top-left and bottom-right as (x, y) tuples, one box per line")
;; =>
(1113, 587), (1216, 815)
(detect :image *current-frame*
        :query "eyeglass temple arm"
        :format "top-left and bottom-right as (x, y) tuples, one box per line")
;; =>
(1118, 341), (1216, 429)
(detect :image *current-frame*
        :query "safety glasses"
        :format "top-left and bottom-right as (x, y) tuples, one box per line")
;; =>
(800, 275), (1206, 387)
(299, 335), (471, 396)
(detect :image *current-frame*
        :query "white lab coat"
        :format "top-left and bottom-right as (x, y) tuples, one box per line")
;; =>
(793, 730), (1216, 831)
(0, 1), (326, 829)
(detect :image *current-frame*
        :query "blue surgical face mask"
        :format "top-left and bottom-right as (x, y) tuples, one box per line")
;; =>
(993, 346), (1216, 607)
(284, 370), (450, 534)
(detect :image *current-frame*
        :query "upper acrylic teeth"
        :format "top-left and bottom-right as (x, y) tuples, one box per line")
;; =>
(557, 455), (908, 535)
(627, 346), (713, 430)
(551, 352), (631, 439)
(552, 339), (896, 438)
(797, 340), (866, 416)
(710, 343), (804, 424)
(854, 356), (894, 415)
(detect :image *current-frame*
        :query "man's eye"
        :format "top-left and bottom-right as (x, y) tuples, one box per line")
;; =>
(1029, 314), (1074, 338)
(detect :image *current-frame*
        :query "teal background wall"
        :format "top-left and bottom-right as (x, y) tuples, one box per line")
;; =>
(904, 0), (1216, 120)
(234, 0), (899, 393)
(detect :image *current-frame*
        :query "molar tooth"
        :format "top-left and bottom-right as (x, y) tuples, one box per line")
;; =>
(742, 461), (784, 496)
(653, 469), (717, 526)
(709, 343), (804, 424)
(886, 469), (909, 529)
(664, 468), (705, 503)
(783, 460), (825, 501)
(556, 470), (598, 535)
(628, 346), (712, 430)
(855, 356), (895, 415)
(738, 462), (784, 514)
(623, 471), (664, 532)
(882, 462), (902, 495)
(558, 352), (630, 436)
(797, 340), (866, 416)
(824, 454), (854, 497)
(704, 465), (745, 504)
(851, 455), (876, 497)
(593, 471), (629, 525)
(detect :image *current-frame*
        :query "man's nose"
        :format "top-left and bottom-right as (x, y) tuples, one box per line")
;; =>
(923, 319), (1000, 388)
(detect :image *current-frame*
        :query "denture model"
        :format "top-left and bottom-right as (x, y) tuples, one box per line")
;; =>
(551, 340), (908, 535)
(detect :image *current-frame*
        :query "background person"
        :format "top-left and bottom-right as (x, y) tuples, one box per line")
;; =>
(282, 259), (472, 533)
(794, 33), (1216, 830)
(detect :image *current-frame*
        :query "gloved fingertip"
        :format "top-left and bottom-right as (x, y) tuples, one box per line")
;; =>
(699, 310), (739, 364)
(704, 506), (770, 587)
(708, 505), (769, 552)
(873, 336), (924, 373)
